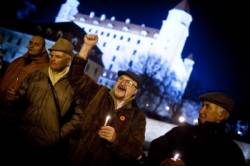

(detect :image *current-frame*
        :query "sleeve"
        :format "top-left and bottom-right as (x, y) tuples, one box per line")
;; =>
(68, 56), (87, 86)
(60, 64), (100, 139)
(146, 127), (179, 166)
(60, 101), (83, 139)
(110, 110), (146, 160)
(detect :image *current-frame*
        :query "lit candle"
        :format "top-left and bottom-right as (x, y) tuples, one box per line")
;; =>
(15, 77), (19, 89)
(171, 152), (180, 161)
(104, 115), (111, 126)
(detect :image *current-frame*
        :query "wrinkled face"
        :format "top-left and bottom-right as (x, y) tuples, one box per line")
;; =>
(27, 36), (45, 56)
(112, 75), (138, 101)
(49, 50), (72, 72)
(199, 101), (229, 124)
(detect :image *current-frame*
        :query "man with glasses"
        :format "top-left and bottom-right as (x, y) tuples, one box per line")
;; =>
(65, 51), (146, 166)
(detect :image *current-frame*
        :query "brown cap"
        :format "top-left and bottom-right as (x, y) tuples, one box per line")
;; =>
(49, 38), (73, 55)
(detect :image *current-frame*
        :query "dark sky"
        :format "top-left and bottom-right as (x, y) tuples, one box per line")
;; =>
(0, 0), (249, 122)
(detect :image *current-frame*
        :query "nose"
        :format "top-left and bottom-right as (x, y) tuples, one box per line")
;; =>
(199, 106), (206, 114)
(28, 43), (34, 48)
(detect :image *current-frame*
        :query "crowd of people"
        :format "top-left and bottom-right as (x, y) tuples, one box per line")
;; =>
(0, 34), (246, 166)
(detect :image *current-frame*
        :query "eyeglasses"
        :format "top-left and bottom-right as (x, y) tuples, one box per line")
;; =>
(118, 77), (138, 88)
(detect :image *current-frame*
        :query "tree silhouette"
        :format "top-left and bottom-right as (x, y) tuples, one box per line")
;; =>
(119, 53), (183, 121)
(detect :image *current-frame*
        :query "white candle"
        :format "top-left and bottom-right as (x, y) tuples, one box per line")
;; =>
(172, 152), (180, 161)
(15, 77), (19, 89)
(104, 115), (111, 126)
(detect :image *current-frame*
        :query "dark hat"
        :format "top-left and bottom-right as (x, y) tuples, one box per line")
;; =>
(118, 70), (141, 88)
(49, 38), (73, 55)
(199, 92), (234, 113)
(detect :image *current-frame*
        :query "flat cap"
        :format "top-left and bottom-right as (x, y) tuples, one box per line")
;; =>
(199, 92), (234, 113)
(118, 70), (141, 88)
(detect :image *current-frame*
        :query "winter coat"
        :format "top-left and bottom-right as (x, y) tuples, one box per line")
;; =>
(147, 122), (246, 166)
(14, 67), (76, 147)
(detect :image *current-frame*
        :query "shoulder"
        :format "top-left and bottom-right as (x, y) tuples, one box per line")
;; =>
(26, 67), (48, 80)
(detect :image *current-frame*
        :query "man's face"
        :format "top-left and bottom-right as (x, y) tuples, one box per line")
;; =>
(199, 101), (228, 124)
(49, 50), (72, 72)
(27, 36), (45, 56)
(112, 75), (138, 101)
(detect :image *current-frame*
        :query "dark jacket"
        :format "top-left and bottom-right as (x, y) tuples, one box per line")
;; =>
(67, 59), (146, 166)
(146, 122), (246, 166)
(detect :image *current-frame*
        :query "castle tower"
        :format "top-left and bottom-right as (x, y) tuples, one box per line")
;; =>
(155, 0), (192, 63)
(55, 0), (80, 22)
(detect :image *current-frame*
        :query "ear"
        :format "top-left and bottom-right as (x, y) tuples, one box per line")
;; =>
(217, 109), (229, 121)
(133, 89), (138, 96)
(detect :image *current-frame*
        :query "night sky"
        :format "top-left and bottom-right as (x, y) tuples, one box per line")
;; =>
(0, 0), (249, 122)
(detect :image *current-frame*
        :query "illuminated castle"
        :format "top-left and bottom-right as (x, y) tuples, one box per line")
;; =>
(55, 0), (194, 96)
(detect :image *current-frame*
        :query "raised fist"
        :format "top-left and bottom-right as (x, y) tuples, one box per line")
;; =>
(84, 34), (98, 46)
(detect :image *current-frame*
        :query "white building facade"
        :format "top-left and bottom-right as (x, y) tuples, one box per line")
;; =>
(55, 0), (194, 95)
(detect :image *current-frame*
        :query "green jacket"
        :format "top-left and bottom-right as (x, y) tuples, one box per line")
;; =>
(15, 66), (76, 147)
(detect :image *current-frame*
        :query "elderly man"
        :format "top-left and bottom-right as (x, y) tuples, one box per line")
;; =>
(146, 92), (246, 166)
(66, 48), (146, 166)
(3, 35), (97, 165)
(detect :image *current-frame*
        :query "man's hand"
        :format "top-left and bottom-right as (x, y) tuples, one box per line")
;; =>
(98, 126), (116, 143)
(160, 158), (185, 166)
(84, 34), (98, 47)
(78, 34), (98, 59)
(5, 88), (18, 101)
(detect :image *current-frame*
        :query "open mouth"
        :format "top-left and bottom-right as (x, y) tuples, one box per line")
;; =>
(118, 85), (126, 92)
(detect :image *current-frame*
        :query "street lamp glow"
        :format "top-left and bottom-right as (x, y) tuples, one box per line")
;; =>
(178, 116), (185, 123)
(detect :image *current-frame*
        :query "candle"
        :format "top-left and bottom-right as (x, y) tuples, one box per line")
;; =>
(104, 115), (111, 126)
(15, 77), (19, 89)
(171, 152), (180, 161)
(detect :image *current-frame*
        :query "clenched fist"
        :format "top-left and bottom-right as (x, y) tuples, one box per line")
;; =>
(84, 34), (98, 47)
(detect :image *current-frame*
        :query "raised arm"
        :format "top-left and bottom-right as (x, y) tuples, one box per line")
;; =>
(78, 34), (98, 60)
